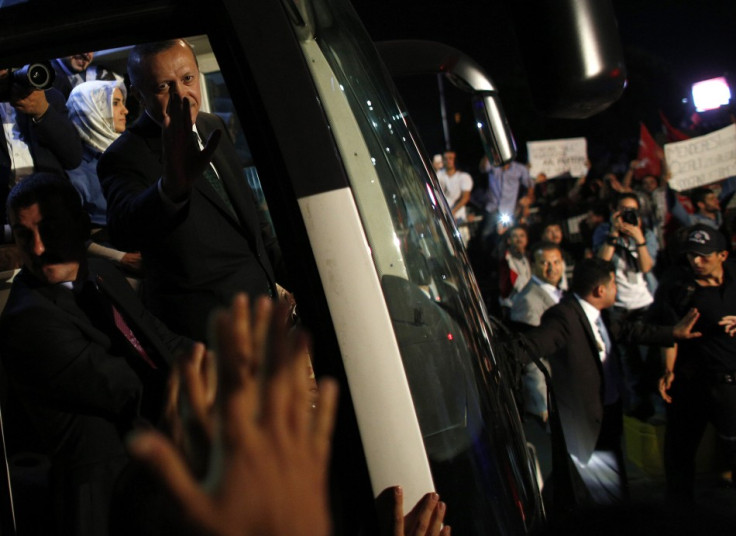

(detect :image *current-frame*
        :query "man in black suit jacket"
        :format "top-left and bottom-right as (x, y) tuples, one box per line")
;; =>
(0, 174), (191, 535)
(0, 78), (82, 237)
(521, 258), (700, 505)
(98, 39), (284, 341)
(51, 53), (119, 99)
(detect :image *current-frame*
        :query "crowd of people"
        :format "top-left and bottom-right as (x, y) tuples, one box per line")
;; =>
(0, 33), (734, 535)
(435, 143), (736, 513)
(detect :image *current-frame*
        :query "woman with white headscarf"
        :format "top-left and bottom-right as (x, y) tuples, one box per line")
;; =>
(67, 80), (141, 274)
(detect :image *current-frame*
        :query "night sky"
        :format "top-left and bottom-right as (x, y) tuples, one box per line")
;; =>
(350, 0), (736, 174)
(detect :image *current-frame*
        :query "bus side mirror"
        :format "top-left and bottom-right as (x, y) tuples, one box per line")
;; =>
(376, 40), (517, 166)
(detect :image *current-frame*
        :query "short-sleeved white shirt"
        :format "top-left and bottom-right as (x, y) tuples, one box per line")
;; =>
(437, 169), (473, 221)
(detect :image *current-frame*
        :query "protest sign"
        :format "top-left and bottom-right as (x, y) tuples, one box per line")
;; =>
(665, 124), (736, 191)
(527, 137), (588, 178)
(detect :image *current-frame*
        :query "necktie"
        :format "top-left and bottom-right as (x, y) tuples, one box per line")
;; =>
(596, 314), (620, 404)
(111, 303), (158, 370)
(203, 164), (237, 218)
(595, 315), (612, 358)
(76, 278), (158, 370)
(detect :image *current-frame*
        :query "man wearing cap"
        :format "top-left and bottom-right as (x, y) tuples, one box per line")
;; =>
(652, 223), (736, 504)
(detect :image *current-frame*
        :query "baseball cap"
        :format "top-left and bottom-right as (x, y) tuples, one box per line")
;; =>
(683, 224), (727, 255)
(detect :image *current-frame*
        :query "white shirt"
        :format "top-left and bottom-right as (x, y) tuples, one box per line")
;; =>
(575, 294), (621, 404)
(0, 103), (35, 183)
(611, 241), (653, 310)
(575, 294), (609, 363)
(437, 169), (473, 221)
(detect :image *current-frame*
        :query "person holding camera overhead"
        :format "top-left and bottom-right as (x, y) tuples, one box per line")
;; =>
(593, 192), (660, 419)
(0, 66), (82, 243)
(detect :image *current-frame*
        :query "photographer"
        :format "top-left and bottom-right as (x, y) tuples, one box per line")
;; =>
(0, 65), (82, 244)
(593, 192), (660, 419)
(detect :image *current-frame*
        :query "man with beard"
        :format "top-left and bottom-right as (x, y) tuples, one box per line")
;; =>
(0, 173), (190, 535)
(653, 224), (736, 504)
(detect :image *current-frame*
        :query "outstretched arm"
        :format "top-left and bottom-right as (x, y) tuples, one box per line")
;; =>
(671, 308), (702, 340)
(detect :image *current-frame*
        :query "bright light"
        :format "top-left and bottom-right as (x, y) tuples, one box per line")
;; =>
(498, 213), (512, 226)
(425, 183), (437, 206)
(692, 77), (731, 112)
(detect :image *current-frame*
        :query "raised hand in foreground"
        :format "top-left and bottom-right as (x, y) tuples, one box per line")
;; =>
(129, 294), (338, 536)
(384, 486), (451, 536)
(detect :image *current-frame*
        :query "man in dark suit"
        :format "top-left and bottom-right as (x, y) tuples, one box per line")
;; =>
(0, 173), (191, 535)
(521, 258), (700, 505)
(98, 39), (285, 342)
(0, 74), (82, 238)
(51, 52), (120, 100)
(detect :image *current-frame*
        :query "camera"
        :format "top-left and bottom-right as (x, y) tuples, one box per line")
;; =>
(621, 209), (639, 226)
(0, 61), (56, 102)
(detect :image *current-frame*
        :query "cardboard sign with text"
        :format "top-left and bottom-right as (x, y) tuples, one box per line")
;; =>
(527, 137), (588, 179)
(665, 124), (736, 191)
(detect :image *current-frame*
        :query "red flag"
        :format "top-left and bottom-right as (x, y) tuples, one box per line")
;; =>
(659, 110), (690, 142)
(634, 123), (662, 179)
(676, 193), (695, 214)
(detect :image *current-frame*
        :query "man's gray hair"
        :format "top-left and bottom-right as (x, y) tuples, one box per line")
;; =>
(127, 39), (197, 87)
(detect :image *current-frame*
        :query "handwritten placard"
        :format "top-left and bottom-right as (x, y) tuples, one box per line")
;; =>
(665, 124), (736, 191)
(527, 137), (588, 178)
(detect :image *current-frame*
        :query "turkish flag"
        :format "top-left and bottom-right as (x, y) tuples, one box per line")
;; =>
(634, 123), (662, 179)
(659, 110), (690, 142)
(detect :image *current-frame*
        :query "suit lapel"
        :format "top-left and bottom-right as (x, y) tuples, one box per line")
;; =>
(133, 112), (163, 157)
(36, 279), (111, 348)
(568, 298), (604, 372)
(196, 116), (263, 247)
(135, 111), (264, 253)
(195, 117), (255, 230)
(132, 112), (238, 225)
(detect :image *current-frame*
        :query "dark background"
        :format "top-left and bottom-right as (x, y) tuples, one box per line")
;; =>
(351, 0), (736, 177)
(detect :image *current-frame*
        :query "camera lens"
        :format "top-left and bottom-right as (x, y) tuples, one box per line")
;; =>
(27, 64), (52, 88)
(622, 209), (638, 225)
(12, 61), (55, 90)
